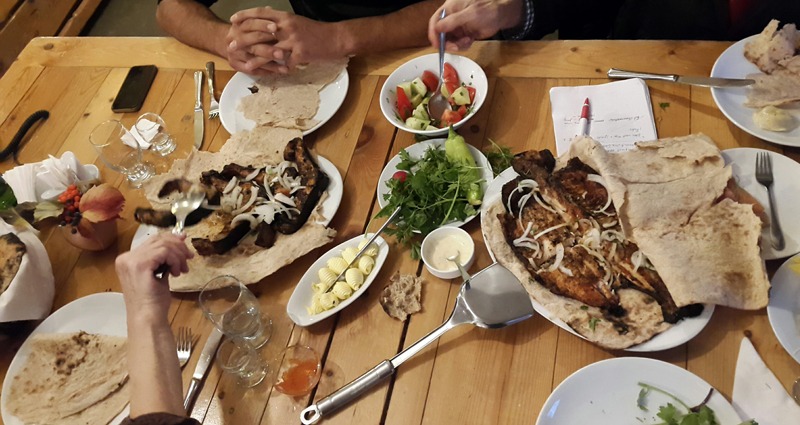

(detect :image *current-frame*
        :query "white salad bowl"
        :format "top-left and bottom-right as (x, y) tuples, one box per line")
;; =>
(287, 234), (389, 327)
(380, 53), (489, 137)
(421, 227), (476, 280)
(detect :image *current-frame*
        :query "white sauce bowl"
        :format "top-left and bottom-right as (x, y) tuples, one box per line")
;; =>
(421, 227), (476, 280)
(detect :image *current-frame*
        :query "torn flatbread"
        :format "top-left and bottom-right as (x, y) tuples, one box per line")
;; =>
(743, 70), (800, 108)
(6, 332), (129, 425)
(743, 19), (799, 74)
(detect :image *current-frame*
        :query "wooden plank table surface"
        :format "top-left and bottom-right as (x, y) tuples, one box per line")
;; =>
(1, 37), (798, 425)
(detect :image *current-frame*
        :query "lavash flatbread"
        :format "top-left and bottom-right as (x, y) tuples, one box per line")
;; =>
(483, 202), (669, 350)
(566, 134), (769, 309)
(141, 126), (336, 291)
(238, 59), (348, 131)
(6, 332), (129, 425)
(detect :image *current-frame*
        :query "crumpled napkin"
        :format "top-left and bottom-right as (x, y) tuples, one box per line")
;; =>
(0, 219), (54, 322)
(3, 152), (99, 204)
(121, 118), (159, 149)
(732, 337), (800, 424)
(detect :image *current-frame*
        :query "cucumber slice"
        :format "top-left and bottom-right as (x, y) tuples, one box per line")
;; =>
(409, 93), (423, 109)
(405, 117), (430, 130)
(411, 78), (428, 96)
(397, 82), (413, 98)
(424, 124), (439, 131)
(413, 103), (429, 121)
(422, 95), (431, 107)
(451, 87), (471, 105)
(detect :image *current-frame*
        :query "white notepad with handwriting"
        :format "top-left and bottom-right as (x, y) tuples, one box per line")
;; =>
(550, 78), (657, 156)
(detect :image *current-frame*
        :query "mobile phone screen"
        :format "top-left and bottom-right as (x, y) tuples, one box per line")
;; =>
(112, 65), (158, 113)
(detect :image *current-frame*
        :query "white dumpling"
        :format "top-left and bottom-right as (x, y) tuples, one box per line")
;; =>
(341, 247), (359, 265)
(327, 257), (348, 274)
(345, 268), (365, 291)
(319, 292), (340, 310)
(318, 267), (337, 286)
(332, 280), (353, 300)
(358, 239), (379, 256)
(357, 256), (375, 275)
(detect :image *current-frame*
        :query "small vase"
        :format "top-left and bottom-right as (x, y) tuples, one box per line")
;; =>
(61, 220), (118, 251)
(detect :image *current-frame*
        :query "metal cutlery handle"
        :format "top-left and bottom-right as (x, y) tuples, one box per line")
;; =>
(194, 71), (203, 109)
(184, 378), (201, 411)
(607, 68), (678, 82)
(205, 62), (216, 101)
(332, 206), (402, 284)
(438, 9), (446, 83)
(766, 187), (786, 250)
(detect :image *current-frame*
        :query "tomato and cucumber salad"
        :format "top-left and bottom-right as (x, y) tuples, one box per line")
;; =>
(395, 63), (477, 131)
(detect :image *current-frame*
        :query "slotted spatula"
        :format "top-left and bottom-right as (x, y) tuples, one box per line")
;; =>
(300, 263), (534, 424)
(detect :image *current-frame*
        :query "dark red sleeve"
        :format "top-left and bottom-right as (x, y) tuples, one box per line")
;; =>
(121, 413), (201, 425)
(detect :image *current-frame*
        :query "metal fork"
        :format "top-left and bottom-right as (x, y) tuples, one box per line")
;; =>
(205, 62), (219, 119)
(177, 327), (193, 368)
(755, 151), (785, 250)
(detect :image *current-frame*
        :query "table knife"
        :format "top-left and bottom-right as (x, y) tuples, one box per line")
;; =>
(184, 328), (223, 412)
(193, 71), (204, 150)
(607, 68), (754, 87)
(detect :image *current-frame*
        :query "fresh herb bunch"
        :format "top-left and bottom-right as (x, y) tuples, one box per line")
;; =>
(484, 138), (514, 177)
(636, 383), (757, 425)
(375, 146), (482, 259)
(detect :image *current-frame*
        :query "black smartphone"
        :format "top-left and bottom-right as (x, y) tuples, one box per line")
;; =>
(112, 65), (158, 113)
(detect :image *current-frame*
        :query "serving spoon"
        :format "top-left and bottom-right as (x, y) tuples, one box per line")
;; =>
(153, 190), (206, 278)
(427, 9), (451, 122)
(447, 251), (471, 283)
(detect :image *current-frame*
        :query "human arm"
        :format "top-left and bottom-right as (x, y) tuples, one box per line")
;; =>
(231, 1), (444, 69)
(115, 234), (194, 418)
(428, 0), (529, 51)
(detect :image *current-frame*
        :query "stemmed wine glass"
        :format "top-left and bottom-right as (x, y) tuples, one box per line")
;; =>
(89, 120), (155, 188)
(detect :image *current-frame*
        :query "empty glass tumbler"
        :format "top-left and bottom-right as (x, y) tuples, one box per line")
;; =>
(216, 337), (269, 388)
(135, 113), (176, 156)
(89, 120), (155, 188)
(199, 275), (272, 349)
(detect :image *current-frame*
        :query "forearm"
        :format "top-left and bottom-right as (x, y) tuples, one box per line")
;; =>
(156, 0), (230, 57)
(335, 0), (444, 56)
(127, 311), (185, 418)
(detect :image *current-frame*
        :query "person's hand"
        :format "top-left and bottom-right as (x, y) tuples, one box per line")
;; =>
(115, 234), (194, 320)
(429, 0), (523, 51)
(231, 7), (346, 70)
(224, 13), (290, 76)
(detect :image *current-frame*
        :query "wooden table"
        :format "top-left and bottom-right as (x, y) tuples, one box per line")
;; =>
(0, 37), (798, 425)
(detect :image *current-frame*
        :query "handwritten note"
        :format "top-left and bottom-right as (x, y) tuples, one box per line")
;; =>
(550, 79), (658, 156)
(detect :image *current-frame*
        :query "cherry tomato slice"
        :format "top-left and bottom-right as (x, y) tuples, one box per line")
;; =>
(396, 86), (413, 121)
(466, 86), (476, 104)
(457, 105), (468, 118)
(443, 63), (459, 86)
(421, 71), (438, 93)
(440, 109), (463, 127)
(392, 171), (408, 182)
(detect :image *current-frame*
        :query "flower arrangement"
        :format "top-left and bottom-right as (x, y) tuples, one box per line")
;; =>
(54, 183), (125, 239)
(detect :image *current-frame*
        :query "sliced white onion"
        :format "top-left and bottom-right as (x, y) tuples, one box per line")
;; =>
(609, 242), (618, 260)
(252, 204), (276, 224)
(223, 176), (238, 194)
(600, 229), (625, 242)
(533, 223), (568, 240)
(232, 189), (259, 215)
(231, 185), (242, 201)
(631, 250), (644, 272)
(506, 179), (539, 213)
(275, 192), (296, 207)
(236, 193), (243, 208)
(602, 220), (618, 228)
(263, 174), (275, 202)
(546, 243), (565, 272)
(534, 192), (557, 214)
(244, 168), (261, 182)
(201, 200), (222, 210)
(581, 228), (601, 249)
(558, 265), (573, 276)
(586, 174), (612, 214)
(231, 213), (258, 230)
(290, 185), (307, 194)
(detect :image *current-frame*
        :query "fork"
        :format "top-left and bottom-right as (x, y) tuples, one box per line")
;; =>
(755, 151), (785, 251)
(177, 326), (193, 368)
(205, 62), (219, 119)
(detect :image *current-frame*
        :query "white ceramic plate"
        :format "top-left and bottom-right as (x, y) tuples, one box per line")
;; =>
(286, 233), (389, 326)
(721, 148), (800, 260)
(481, 167), (714, 352)
(767, 254), (800, 364)
(219, 69), (349, 136)
(537, 357), (742, 425)
(131, 155), (344, 252)
(711, 35), (800, 147)
(376, 138), (493, 229)
(379, 53), (489, 137)
(1, 293), (129, 425)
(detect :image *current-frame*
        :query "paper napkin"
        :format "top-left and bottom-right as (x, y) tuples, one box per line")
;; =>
(732, 337), (800, 424)
(549, 78), (658, 156)
(3, 152), (99, 204)
(122, 118), (159, 149)
(0, 220), (54, 322)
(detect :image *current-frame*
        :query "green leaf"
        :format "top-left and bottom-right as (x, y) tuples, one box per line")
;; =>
(657, 403), (680, 425)
(33, 201), (64, 223)
(589, 317), (600, 331)
(483, 138), (514, 177)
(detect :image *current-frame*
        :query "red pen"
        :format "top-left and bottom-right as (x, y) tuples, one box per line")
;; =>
(579, 98), (590, 136)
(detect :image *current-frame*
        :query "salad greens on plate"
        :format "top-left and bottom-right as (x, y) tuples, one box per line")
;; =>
(636, 383), (757, 425)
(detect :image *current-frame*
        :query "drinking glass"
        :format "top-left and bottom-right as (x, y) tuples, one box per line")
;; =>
(199, 275), (272, 348)
(89, 120), (155, 188)
(216, 337), (269, 388)
(135, 113), (176, 156)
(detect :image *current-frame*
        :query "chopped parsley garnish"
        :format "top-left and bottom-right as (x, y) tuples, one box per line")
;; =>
(588, 317), (600, 331)
(659, 102), (670, 110)
(636, 383), (758, 425)
(483, 138), (514, 177)
(580, 305), (589, 311)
